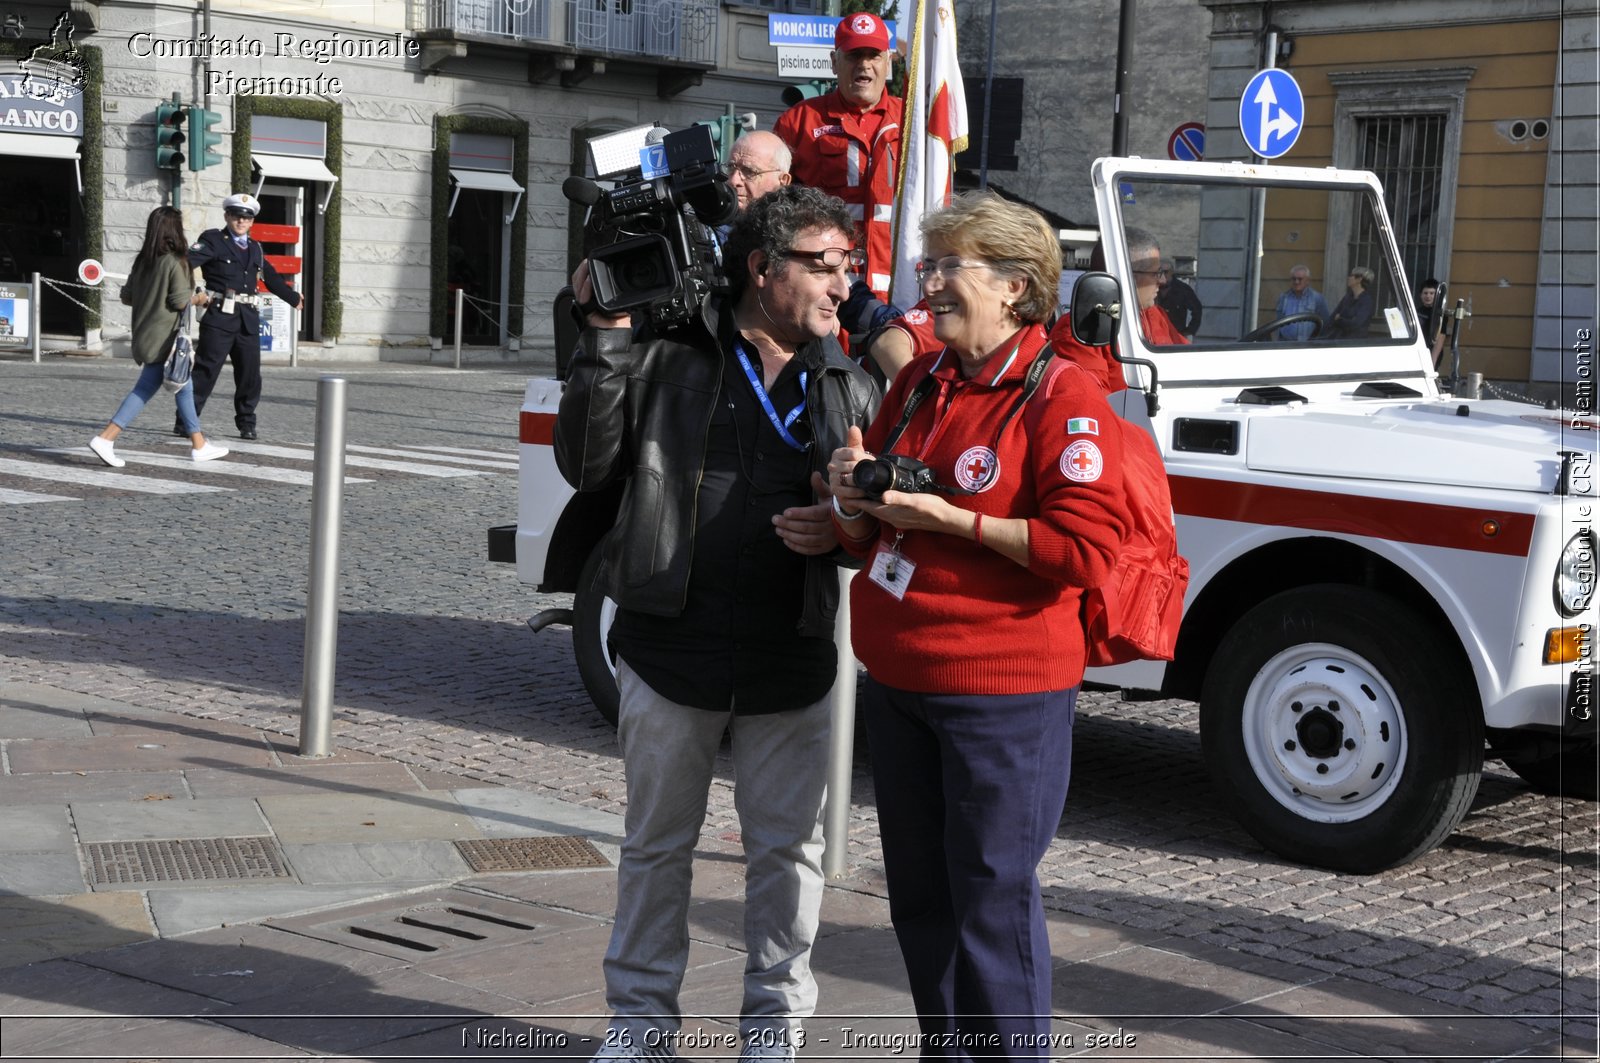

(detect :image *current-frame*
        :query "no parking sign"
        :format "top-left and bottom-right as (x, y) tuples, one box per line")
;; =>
(1168, 122), (1205, 162)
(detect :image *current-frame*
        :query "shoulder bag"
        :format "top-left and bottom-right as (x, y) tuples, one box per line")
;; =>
(162, 308), (194, 393)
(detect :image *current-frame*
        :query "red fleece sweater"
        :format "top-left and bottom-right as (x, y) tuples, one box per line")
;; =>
(840, 325), (1131, 694)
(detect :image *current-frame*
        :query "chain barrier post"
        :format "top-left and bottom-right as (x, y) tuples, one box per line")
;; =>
(30, 272), (41, 362)
(453, 288), (464, 369)
(299, 375), (348, 757)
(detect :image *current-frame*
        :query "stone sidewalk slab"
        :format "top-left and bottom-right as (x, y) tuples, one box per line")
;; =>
(258, 791), (482, 844)
(70, 795), (271, 843)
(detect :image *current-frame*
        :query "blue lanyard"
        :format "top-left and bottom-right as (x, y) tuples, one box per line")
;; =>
(734, 340), (809, 452)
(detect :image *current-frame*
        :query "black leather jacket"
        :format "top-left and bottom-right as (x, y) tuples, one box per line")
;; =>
(555, 296), (880, 638)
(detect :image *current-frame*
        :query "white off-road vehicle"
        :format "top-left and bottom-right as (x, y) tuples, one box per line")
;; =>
(491, 157), (1595, 873)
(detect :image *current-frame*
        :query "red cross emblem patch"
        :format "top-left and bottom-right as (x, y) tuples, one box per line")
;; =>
(954, 445), (1000, 493)
(1060, 440), (1103, 482)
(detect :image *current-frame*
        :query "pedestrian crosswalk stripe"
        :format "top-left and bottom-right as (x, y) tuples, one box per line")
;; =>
(0, 457), (230, 494)
(0, 486), (78, 504)
(166, 441), (489, 478)
(36, 449), (373, 487)
(345, 444), (517, 470)
(391, 444), (517, 460)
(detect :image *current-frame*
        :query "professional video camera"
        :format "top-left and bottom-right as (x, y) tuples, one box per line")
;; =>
(563, 123), (738, 331)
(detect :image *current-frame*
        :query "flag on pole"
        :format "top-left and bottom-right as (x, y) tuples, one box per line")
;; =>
(888, 0), (969, 312)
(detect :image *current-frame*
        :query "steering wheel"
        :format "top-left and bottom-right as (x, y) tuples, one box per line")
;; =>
(1243, 312), (1325, 342)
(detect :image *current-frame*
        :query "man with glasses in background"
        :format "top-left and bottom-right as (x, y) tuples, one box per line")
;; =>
(725, 130), (792, 212)
(1273, 263), (1330, 341)
(558, 185), (879, 1062)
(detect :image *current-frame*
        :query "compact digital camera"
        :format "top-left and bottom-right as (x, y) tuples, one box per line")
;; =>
(564, 125), (738, 331)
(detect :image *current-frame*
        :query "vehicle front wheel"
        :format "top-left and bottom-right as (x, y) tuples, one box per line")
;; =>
(571, 541), (620, 726)
(1200, 585), (1482, 872)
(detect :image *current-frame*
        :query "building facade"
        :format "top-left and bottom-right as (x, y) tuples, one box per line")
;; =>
(0, 0), (817, 361)
(1197, 0), (1598, 386)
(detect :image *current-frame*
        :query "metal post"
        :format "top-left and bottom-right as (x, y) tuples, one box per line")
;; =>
(30, 272), (41, 362)
(822, 567), (857, 878)
(1111, 0), (1135, 155)
(289, 301), (299, 369)
(299, 375), (347, 757)
(979, 0), (998, 190)
(453, 287), (464, 369)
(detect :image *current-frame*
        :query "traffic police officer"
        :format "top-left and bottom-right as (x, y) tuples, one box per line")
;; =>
(178, 192), (301, 440)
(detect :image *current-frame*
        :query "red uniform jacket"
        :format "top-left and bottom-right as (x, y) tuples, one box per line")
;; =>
(837, 324), (1131, 694)
(774, 90), (903, 299)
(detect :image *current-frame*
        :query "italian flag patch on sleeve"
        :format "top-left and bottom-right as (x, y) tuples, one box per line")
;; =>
(1067, 417), (1100, 436)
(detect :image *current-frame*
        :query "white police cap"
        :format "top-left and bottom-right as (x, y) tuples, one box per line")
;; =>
(222, 192), (260, 217)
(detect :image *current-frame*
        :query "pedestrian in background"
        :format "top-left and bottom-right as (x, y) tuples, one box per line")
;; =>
(89, 206), (227, 468)
(1273, 264), (1330, 340)
(1327, 265), (1376, 339)
(180, 192), (301, 441)
(1155, 259), (1203, 338)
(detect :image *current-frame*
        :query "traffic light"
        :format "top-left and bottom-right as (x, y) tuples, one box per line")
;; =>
(186, 104), (224, 172)
(782, 80), (834, 107)
(693, 116), (736, 167)
(154, 99), (185, 171)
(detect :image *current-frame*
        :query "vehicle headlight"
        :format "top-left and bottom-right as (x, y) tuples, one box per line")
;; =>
(1555, 529), (1597, 617)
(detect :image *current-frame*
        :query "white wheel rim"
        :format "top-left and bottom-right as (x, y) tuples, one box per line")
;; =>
(1240, 642), (1407, 823)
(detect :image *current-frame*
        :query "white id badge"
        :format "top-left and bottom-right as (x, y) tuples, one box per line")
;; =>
(221, 296), (236, 314)
(868, 546), (915, 600)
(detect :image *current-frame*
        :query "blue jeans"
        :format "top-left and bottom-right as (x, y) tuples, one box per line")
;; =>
(864, 679), (1078, 1061)
(111, 362), (200, 435)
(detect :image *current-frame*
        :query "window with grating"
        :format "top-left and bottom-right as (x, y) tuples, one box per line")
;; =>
(1352, 113), (1446, 309)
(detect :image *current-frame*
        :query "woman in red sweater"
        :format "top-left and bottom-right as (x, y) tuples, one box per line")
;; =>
(827, 193), (1131, 1058)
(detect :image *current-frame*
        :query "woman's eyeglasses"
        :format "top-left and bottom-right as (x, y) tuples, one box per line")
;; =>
(914, 256), (986, 284)
(778, 247), (865, 270)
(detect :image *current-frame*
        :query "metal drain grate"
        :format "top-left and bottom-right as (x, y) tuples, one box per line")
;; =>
(84, 837), (291, 885)
(455, 835), (609, 872)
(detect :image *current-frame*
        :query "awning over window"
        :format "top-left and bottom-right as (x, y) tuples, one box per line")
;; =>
(449, 168), (525, 223)
(251, 153), (338, 214)
(0, 132), (82, 192)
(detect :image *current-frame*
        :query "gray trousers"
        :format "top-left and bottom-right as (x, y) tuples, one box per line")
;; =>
(604, 658), (831, 1048)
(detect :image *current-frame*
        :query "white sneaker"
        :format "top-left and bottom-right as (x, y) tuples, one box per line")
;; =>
(191, 442), (229, 462)
(590, 1032), (674, 1061)
(740, 1041), (796, 1062)
(88, 436), (124, 468)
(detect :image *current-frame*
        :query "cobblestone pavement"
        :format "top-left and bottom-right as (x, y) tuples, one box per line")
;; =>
(2, 356), (1596, 1048)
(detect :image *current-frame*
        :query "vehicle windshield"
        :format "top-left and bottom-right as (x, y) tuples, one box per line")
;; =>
(1107, 174), (1421, 351)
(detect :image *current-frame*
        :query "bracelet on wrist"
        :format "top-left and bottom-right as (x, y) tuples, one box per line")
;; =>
(973, 512), (985, 546)
(832, 494), (866, 521)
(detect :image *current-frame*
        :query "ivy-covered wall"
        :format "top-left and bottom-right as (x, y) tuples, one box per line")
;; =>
(230, 96), (342, 339)
(431, 114), (529, 341)
(0, 40), (102, 329)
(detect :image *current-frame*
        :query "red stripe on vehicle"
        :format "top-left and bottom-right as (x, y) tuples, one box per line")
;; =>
(521, 411), (556, 445)
(1170, 475), (1535, 557)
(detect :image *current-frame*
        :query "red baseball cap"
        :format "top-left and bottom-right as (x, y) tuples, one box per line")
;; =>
(834, 11), (890, 53)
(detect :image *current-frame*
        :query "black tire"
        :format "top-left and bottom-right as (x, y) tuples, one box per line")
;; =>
(1199, 585), (1483, 873)
(571, 541), (620, 727)
(1503, 738), (1599, 800)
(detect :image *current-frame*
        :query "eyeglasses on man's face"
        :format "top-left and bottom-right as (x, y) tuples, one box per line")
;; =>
(728, 163), (780, 182)
(914, 255), (987, 284)
(778, 247), (865, 271)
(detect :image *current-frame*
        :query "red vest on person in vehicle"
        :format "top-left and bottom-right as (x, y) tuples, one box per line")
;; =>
(774, 90), (902, 300)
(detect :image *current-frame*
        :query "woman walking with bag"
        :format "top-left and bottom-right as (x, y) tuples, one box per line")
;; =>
(88, 206), (227, 468)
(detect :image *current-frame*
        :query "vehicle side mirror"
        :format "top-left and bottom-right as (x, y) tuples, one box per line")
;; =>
(1070, 271), (1121, 347)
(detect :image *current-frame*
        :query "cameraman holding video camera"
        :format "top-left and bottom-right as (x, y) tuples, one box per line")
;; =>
(556, 184), (878, 1062)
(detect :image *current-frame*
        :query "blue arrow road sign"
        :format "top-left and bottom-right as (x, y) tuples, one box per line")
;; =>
(1239, 68), (1304, 159)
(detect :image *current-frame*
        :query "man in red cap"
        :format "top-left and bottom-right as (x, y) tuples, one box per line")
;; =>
(774, 11), (900, 303)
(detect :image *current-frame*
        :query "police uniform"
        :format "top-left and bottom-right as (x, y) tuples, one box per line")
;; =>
(179, 194), (301, 439)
